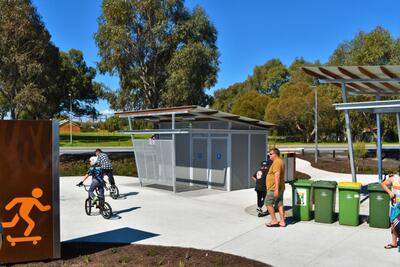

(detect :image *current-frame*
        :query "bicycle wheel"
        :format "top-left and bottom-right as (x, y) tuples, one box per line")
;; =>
(100, 201), (113, 219)
(85, 198), (92, 215)
(110, 185), (120, 199)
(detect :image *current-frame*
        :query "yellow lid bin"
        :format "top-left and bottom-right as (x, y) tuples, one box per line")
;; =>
(338, 182), (362, 226)
(338, 182), (362, 190)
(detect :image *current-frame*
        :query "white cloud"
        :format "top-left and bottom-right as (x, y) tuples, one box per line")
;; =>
(100, 109), (115, 116)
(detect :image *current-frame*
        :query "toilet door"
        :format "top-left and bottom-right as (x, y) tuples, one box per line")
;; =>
(210, 138), (227, 190)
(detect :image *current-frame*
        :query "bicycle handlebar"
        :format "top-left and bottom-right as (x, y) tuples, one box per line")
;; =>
(76, 183), (90, 192)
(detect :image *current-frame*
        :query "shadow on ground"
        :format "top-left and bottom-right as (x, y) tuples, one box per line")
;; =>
(117, 191), (139, 199)
(111, 207), (141, 220)
(65, 227), (159, 246)
(61, 242), (128, 260)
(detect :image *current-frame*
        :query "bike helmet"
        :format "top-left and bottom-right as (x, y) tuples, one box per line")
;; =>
(89, 156), (98, 166)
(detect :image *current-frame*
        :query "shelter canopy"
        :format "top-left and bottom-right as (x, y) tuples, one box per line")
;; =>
(334, 99), (400, 113)
(116, 105), (274, 130)
(302, 65), (400, 95)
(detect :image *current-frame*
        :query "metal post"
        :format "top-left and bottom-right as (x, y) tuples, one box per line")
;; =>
(247, 132), (251, 189)
(207, 123), (212, 189)
(227, 122), (232, 191)
(396, 113), (400, 147)
(314, 86), (318, 164)
(172, 113), (176, 193)
(128, 116), (141, 187)
(341, 83), (357, 182)
(128, 116), (135, 143)
(69, 93), (72, 144)
(376, 96), (382, 182)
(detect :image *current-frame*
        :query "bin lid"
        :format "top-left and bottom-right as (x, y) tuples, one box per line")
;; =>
(293, 179), (314, 187)
(338, 182), (362, 190)
(313, 180), (337, 189)
(367, 182), (386, 192)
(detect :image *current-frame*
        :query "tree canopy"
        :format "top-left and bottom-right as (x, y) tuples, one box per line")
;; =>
(95, 0), (219, 111)
(0, 0), (102, 119)
(232, 90), (270, 120)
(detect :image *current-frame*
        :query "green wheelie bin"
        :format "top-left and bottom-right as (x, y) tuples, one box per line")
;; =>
(292, 179), (314, 221)
(338, 182), (362, 226)
(313, 181), (337, 223)
(368, 182), (390, 228)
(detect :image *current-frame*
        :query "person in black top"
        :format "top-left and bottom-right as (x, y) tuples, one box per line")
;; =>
(251, 158), (272, 216)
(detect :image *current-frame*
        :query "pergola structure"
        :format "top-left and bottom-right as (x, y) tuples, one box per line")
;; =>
(302, 65), (400, 182)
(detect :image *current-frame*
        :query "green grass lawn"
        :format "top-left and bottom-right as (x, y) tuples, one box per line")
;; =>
(60, 132), (150, 147)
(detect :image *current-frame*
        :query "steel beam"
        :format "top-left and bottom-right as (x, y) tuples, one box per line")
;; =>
(341, 83), (357, 182)
(376, 96), (382, 182)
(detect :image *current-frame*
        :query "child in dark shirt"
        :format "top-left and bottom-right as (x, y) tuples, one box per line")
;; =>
(251, 159), (272, 216)
(78, 156), (105, 203)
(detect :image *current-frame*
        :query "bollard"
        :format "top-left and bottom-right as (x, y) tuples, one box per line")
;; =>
(333, 150), (335, 158)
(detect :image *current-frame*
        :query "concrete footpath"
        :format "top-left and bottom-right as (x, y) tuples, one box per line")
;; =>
(61, 170), (399, 267)
(296, 157), (378, 185)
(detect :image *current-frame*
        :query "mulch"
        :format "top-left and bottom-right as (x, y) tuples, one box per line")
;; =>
(298, 154), (400, 174)
(13, 242), (270, 267)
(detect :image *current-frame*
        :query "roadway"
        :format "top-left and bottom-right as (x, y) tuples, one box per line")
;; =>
(60, 147), (134, 155)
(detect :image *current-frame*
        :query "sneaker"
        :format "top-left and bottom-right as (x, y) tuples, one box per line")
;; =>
(257, 207), (262, 213)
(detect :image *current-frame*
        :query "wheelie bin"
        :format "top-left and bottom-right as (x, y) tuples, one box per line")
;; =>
(313, 180), (337, 223)
(338, 182), (362, 226)
(368, 182), (390, 228)
(292, 179), (314, 221)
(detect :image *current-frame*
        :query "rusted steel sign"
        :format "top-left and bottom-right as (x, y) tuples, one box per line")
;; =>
(0, 121), (60, 264)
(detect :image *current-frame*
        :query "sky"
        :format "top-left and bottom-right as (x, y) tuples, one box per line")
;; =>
(33, 0), (400, 114)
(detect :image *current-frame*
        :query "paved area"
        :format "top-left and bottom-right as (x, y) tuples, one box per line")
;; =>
(296, 157), (378, 185)
(61, 169), (399, 267)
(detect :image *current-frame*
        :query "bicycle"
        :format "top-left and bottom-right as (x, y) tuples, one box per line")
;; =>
(102, 175), (120, 200)
(76, 183), (113, 219)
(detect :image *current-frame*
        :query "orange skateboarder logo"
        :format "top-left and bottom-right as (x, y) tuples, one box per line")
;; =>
(2, 187), (51, 246)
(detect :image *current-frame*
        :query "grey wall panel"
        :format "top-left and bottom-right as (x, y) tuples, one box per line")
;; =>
(210, 121), (228, 129)
(159, 122), (170, 129)
(231, 134), (249, 190)
(250, 134), (267, 188)
(175, 134), (190, 181)
(192, 122), (209, 129)
(231, 122), (250, 130)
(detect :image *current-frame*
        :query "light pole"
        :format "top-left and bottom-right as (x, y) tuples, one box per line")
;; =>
(69, 93), (72, 144)
(313, 86), (318, 164)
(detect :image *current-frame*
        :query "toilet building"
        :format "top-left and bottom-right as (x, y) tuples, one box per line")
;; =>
(117, 106), (274, 192)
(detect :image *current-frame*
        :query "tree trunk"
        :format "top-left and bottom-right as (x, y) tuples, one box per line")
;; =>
(10, 107), (16, 120)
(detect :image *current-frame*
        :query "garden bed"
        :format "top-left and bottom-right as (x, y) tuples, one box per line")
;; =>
(15, 243), (269, 267)
(298, 154), (400, 174)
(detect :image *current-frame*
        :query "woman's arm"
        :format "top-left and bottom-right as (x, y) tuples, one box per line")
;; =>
(382, 178), (395, 199)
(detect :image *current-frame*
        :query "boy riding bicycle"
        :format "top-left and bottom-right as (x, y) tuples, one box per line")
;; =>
(77, 156), (105, 204)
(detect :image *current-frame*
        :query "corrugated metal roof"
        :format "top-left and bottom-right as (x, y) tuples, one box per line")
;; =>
(116, 106), (274, 129)
(302, 65), (400, 95)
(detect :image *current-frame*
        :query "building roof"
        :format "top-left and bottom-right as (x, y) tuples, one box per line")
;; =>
(116, 106), (274, 129)
(302, 65), (400, 96)
(59, 119), (80, 127)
